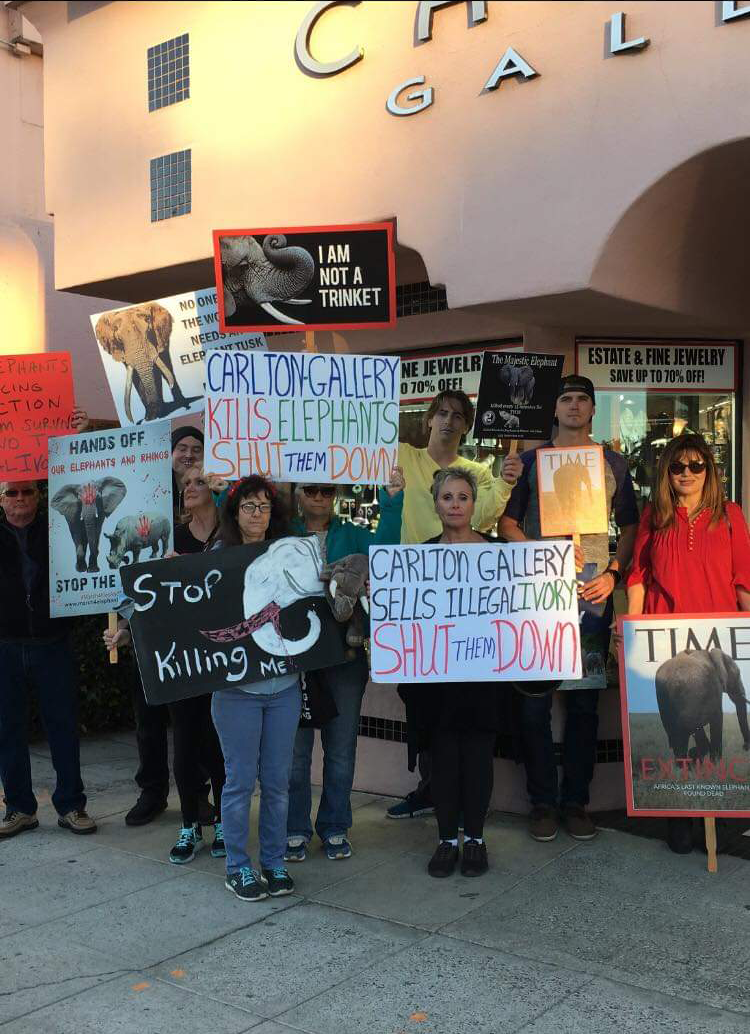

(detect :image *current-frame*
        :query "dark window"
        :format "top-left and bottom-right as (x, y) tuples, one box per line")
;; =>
(396, 281), (447, 318)
(147, 33), (190, 111)
(150, 149), (191, 222)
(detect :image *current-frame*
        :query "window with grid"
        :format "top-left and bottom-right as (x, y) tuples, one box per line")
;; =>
(148, 33), (190, 111)
(150, 150), (191, 222)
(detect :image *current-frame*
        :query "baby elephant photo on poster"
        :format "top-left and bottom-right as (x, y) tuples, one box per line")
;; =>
(51, 477), (127, 573)
(94, 303), (201, 423)
(220, 234), (315, 326)
(105, 512), (171, 569)
(499, 363), (535, 405)
(655, 649), (750, 761)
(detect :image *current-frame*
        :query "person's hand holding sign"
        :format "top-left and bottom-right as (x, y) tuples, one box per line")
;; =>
(103, 619), (130, 652)
(386, 465), (405, 497)
(578, 565), (621, 606)
(70, 407), (90, 433)
(501, 452), (523, 486)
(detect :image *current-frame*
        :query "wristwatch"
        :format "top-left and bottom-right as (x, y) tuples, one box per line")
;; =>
(604, 566), (622, 585)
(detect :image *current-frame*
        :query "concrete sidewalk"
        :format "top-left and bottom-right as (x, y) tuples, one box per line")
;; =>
(1, 732), (750, 1034)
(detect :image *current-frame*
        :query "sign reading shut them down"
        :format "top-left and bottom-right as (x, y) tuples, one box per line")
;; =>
(369, 543), (581, 683)
(213, 223), (396, 333)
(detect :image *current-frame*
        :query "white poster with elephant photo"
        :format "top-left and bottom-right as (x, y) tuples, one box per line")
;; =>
(89, 288), (267, 427)
(619, 614), (750, 817)
(48, 423), (174, 617)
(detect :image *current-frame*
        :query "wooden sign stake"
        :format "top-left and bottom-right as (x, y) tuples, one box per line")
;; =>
(304, 330), (315, 352)
(107, 612), (119, 665)
(508, 440), (519, 455)
(704, 816), (718, 873)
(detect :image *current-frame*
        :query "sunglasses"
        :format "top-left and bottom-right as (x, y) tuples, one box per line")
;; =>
(239, 501), (272, 515)
(302, 486), (336, 498)
(3, 488), (36, 497)
(668, 461), (706, 476)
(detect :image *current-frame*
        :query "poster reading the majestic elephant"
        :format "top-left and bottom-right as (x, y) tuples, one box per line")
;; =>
(619, 614), (750, 817)
(213, 223), (396, 334)
(119, 537), (348, 705)
(369, 542), (582, 683)
(473, 352), (564, 440)
(89, 288), (267, 427)
(537, 445), (608, 537)
(48, 423), (173, 617)
(0, 352), (75, 482)
(204, 349), (400, 484)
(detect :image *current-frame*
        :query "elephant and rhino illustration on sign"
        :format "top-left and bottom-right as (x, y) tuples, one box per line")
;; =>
(51, 477), (170, 573)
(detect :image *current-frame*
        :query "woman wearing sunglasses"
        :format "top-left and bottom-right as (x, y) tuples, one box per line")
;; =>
(285, 468), (405, 862)
(627, 433), (750, 854)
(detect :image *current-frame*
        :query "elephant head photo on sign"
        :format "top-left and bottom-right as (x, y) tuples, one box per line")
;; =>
(94, 302), (201, 423)
(655, 648), (750, 761)
(219, 234), (315, 326)
(51, 477), (127, 572)
(499, 363), (535, 405)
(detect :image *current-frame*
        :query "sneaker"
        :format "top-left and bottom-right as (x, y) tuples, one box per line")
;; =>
(169, 824), (203, 864)
(210, 822), (226, 858)
(261, 866), (295, 896)
(386, 791), (435, 819)
(0, 810), (39, 839)
(57, 809), (97, 835)
(284, 836), (307, 863)
(324, 834), (352, 860)
(124, 795), (167, 827)
(427, 841), (459, 878)
(225, 867), (268, 902)
(461, 839), (489, 877)
(562, 805), (597, 841)
(529, 806), (559, 842)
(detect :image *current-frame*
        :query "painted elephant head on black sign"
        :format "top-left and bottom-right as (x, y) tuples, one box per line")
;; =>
(220, 234), (315, 326)
(51, 477), (127, 572)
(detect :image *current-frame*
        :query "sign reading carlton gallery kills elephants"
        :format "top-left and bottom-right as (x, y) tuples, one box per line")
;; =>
(119, 537), (347, 705)
(473, 352), (564, 440)
(89, 288), (267, 427)
(48, 423), (173, 618)
(619, 615), (750, 817)
(213, 223), (396, 334)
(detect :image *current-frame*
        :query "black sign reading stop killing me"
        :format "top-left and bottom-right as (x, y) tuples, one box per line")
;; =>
(120, 538), (347, 705)
(213, 222), (396, 334)
(473, 352), (564, 440)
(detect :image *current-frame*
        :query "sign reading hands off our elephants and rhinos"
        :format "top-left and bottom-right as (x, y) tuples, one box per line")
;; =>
(205, 349), (400, 484)
(536, 445), (608, 537)
(213, 223), (396, 333)
(473, 352), (564, 440)
(48, 423), (173, 617)
(619, 615), (750, 817)
(369, 543), (582, 683)
(120, 537), (348, 705)
(0, 352), (75, 482)
(90, 288), (267, 427)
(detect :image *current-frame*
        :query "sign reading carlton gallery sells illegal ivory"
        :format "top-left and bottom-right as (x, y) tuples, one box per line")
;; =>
(619, 615), (750, 817)
(204, 349), (400, 483)
(0, 352), (75, 482)
(536, 445), (608, 537)
(48, 423), (173, 618)
(90, 288), (267, 427)
(369, 542), (582, 683)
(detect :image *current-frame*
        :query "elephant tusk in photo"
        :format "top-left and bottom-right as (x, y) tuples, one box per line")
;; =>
(283, 298), (312, 304)
(153, 353), (175, 387)
(124, 366), (135, 424)
(329, 579), (337, 599)
(359, 593), (369, 615)
(260, 301), (304, 325)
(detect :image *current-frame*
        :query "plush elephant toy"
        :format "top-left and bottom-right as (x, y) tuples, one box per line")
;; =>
(320, 553), (370, 658)
(94, 303), (201, 423)
(655, 648), (750, 761)
(51, 477), (127, 572)
(499, 363), (535, 405)
(219, 234), (315, 326)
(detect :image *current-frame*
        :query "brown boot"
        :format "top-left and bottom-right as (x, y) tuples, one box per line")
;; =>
(562, 805), (597, 841)
(529, 806), (559, 842)
(0, 810), (39, 839)
(58, 809), (97, 835)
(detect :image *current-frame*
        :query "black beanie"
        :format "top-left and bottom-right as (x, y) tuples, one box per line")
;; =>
(171, 425), (204, 451)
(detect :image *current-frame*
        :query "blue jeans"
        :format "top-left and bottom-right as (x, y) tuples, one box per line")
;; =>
(287, 653), (368, 843)
(0, 637), (86, 816)
(519, 687), (600, 808)
(211, 683), (301, 873)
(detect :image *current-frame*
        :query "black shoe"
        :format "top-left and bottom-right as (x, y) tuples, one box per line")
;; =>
(125, 795), (167, 827)
(461, 839), (489, 877)
(225, 867), (268, 902)
(666, 817), (694, 855)
(387, 790), (435, 819)
(427, 841), (459, 878)
(261, 866), (295, 896)
(197, 791), (216, 827)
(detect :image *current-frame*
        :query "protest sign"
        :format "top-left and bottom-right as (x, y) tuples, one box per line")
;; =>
(619, 614), (750, 817)
(536, 445), (608, 537)
(369, 542), (581, 683)
(473, 352), (564, 440)
(120, 536), (347, 705)
(399, 343), (522, 404)
(205, 349), (400, 483)
(576, 341), (737, 392)
(213, 223), (395, 333)
(48, 422), (173, 617)
(90, 288), (267, 427)
(0, 352), (75, 482)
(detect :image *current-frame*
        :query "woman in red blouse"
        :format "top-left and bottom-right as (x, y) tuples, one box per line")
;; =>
(627, 433), (750, 853)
